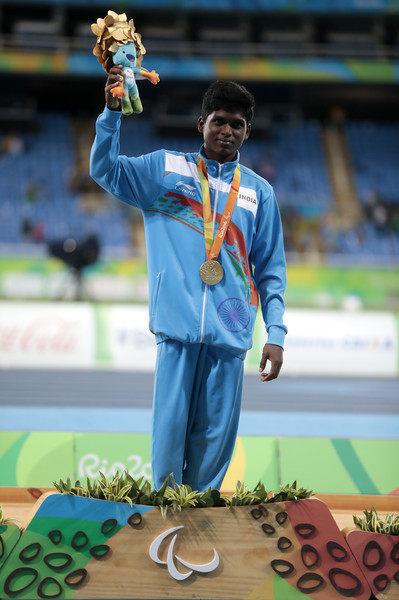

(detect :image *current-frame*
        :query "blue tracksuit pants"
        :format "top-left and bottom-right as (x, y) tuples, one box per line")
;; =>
(151, 339), (244, 492)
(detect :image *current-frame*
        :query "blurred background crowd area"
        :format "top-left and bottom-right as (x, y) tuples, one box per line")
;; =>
(0, 0), (398, 304)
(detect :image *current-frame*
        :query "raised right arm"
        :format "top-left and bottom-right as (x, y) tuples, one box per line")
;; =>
(90, 67), (162, 209)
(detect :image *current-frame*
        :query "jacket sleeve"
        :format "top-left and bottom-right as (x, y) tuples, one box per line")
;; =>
(250, 184), (288, 348)
(89, 106), (162, 209)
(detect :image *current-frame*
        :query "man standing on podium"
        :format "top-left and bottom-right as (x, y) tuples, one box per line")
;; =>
(90, 73), (287, 492)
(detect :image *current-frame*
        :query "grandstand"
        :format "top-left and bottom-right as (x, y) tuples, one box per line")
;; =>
(1, 109), (398, 264)
(0, 112), (133, 249)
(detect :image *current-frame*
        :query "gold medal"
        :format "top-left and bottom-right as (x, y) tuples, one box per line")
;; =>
(197, 157), (240, 288)
(199, 260), (224, 285)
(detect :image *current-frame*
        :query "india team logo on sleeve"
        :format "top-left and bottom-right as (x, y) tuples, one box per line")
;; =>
(237, 187), (258, 216)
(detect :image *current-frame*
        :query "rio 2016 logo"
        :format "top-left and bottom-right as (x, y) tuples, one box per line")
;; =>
(78, 453), (152, 480)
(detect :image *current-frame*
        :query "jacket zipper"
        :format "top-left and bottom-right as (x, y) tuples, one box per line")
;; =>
(200, 163), (222, 342)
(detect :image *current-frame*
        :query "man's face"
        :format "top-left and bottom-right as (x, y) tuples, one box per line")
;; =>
(198, 109), (251, 164)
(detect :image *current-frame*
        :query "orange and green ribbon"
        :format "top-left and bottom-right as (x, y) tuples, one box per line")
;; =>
(197, 156), (241, 260)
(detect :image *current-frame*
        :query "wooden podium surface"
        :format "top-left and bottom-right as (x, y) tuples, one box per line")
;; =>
(1, 486), (398, 531)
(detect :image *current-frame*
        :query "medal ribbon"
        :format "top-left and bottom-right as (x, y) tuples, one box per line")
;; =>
(197, 156), (241, 260)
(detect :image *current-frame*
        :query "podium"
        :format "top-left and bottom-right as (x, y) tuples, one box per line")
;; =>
(2, 491), (398, 599)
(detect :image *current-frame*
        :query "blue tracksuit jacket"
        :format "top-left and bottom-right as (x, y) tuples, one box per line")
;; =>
(90, 107), (287, 357)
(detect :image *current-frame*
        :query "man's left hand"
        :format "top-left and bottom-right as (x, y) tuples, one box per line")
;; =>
(259, 344), (283, 382)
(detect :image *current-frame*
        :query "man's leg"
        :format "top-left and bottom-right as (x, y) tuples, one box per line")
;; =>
(151, 339), (202, 489)
(182, 345), (244, 492)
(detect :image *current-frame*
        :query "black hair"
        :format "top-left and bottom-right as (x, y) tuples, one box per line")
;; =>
(201, 80), (255, 125)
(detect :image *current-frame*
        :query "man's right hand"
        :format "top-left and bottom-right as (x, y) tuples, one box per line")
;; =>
(105, 65), (124, 111)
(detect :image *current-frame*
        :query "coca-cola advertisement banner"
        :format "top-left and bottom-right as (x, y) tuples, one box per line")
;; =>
(0, 302), (95, 368)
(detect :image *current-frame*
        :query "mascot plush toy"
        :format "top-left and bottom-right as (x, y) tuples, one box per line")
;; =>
(91, 11), (160, 115)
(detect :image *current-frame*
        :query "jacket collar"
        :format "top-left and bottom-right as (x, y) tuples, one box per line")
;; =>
(198, 145), (240, 180)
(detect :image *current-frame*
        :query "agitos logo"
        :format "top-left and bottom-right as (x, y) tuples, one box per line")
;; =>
(149, 526), (220, 581)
